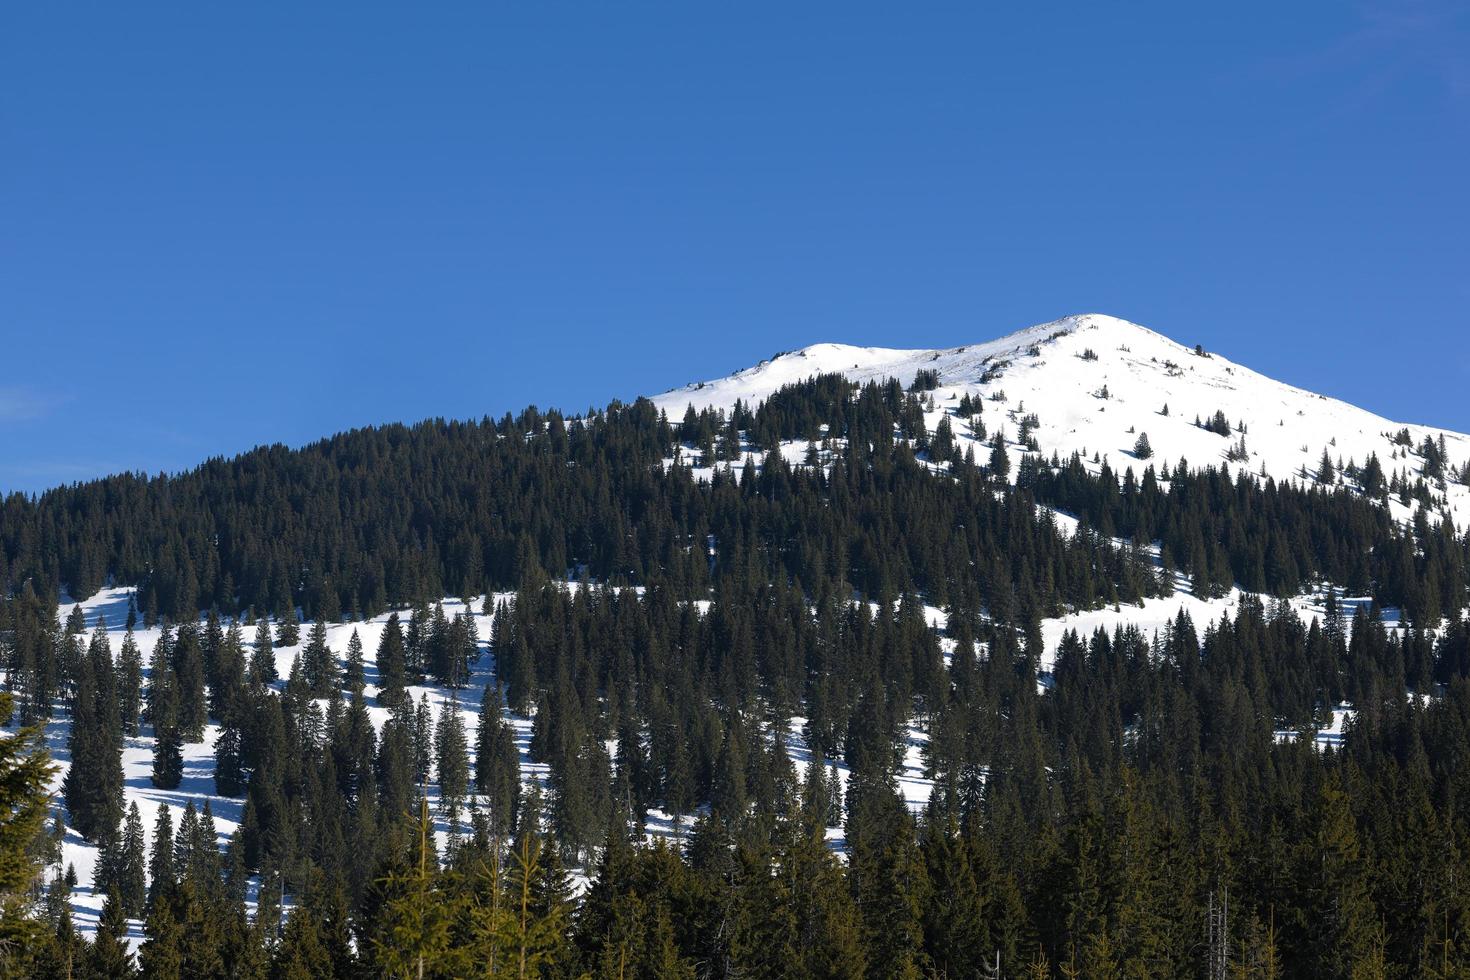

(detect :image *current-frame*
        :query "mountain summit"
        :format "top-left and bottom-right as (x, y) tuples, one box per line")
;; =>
(653, 314), (1470, 523)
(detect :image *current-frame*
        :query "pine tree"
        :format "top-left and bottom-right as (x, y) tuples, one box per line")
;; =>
(0, 692), (54, 974)
(990, 429), (1011, 482)
(251, 619), (277, 685)
(436, 696), (470, 827)
(171, 626), (208, 739)
(1133, 432), (1153, 460)
(377, 614), (408, 704)
(275, 606), (300, 647)
(1296, 774), (1377, 976)
(173, 802), (200, 889)
(148, 806), (175, 909)
(117, 630), (143, 736)
(345, 628), (366, 695)
(138, 886), (184, 979)
(301, 621), (339, 697)
(414, 694), (434, 787)
(372, 800), (456, 978)
(504, 829), (569, 979)
(150, 670), (184, 791)
(477, 685), (521, 837)
(119, 802), (148, 917)
(273, 904), (335, 979)
(214, 710), (245, 796)
(62, 648), (124, 841)
(89, 888), (137, 978)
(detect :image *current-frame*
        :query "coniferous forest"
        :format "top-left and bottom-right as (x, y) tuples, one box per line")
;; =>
(4, 374), (1470, 976)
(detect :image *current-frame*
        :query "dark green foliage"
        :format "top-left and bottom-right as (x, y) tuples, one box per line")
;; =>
(476, 684), (520, 837)
(149, 669), (184, 791)
(435, 696), (470, 826)
(6, 372), (1470, 974)
(0, 691), (54, 974)
(250, 619), (277, 685)
(61, 625), (124, 841)
(118, 802), (148, 918)
(344, 628), (366, 696)
(375, 614), (408, 704)
(301, 621), (339, 697)
(117, 629), (143, 736)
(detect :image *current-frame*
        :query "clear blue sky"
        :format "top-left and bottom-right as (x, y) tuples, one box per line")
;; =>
(3, 2), (1467, 494)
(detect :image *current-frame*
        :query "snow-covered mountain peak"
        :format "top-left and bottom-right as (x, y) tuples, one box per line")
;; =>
(651, 313), (1470, 524)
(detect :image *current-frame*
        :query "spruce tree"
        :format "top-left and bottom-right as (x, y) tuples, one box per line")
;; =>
(376, 614), (408, 704)
(89, 888), (136, 978)
(0, 692), (54, 972)
(989, 429), (1011, 482)
(171, 626), (208, 739)
(1296, 774), (1377, 976)
(250, 619), (277, 685)
(476, 684), (521, 836)
(436, 696), (470, 827)
(148, 806), (175, 909)
(301, 620), (338, 697)
(372, 801), (456, 978)
(119, 802), (148, 917)
(345, 628), (366, 696)
(62, 651), (123, 841)
(275, 607), (300, 647)
(117, 629), (143, 737)
(149, 670), (184, 790)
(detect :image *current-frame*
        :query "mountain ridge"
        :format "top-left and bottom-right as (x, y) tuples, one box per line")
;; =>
(652, 313), (1470, 524)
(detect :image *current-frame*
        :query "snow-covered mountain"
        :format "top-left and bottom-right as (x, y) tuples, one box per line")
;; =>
(652, 313), (1470, 524)
(24, 313), (1443, 944)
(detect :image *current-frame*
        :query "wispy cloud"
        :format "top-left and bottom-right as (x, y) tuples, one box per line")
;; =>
(1251, 0), (1470, 106)
(0, 386), (62, 423)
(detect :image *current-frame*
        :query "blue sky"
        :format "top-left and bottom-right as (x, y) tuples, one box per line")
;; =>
(3, 2), (1467, 494)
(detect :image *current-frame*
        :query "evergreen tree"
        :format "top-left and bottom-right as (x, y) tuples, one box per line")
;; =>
(345, 628), (366, 696)
(989, 429), (1011, 482)
(148, 806), (175, 909)
(436, 696), (470, 827)
(376, 614), (408, 704)
(301, 621), (339, 697)
(1294, 774), (1377, 976)
(275, 607), (300, 648)
(117, 630), (143, 737)
(0, 692), (54, 975)
(372, 802), (455, 978)
(171, 627), (208, 739)
(89, 888), (137, 978)
(476, 685), (521, 836)
(119, 802), (148, 918)
(149, 670), (184, 791)
(62, 648), (124, 841)
(251, 619), (278, 685)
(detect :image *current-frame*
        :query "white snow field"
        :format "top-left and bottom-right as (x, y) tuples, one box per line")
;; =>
(652, 313), (1470, 525)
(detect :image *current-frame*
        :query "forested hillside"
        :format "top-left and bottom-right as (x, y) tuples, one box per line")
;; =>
(4, 368), (1470, 976)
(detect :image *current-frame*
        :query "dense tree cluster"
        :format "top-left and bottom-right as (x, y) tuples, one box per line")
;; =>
(2, 373), (1470, 975)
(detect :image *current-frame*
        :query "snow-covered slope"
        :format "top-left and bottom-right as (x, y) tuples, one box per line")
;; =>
(21, 314), (1437, 942)
(20, 589), (522, 944)
(652, 314), (1470, 523)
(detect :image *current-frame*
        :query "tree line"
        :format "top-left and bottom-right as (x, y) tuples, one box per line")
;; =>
(2, 371), (1469, 975)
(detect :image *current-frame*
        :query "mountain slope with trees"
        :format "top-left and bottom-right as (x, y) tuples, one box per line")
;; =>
(4, 329), (1470, 975)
